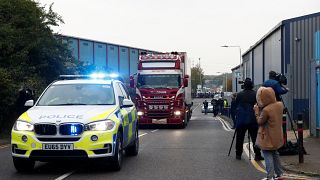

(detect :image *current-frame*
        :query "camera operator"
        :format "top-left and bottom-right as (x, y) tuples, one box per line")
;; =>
(263, 71), (288, 101)
(235, 78), (263, 161)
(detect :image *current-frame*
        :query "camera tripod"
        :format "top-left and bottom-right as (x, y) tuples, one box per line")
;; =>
(227, 129), (252, 160)
(279, 96), (298, 141)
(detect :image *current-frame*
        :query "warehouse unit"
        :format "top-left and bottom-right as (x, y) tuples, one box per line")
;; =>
(231, 12), (320, 137)
(59, 35), (158, 80)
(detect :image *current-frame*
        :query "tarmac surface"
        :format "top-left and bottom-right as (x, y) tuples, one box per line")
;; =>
(0, 98), (318, 179)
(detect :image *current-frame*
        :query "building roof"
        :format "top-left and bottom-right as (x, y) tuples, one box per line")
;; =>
(231, 11), (320, 70)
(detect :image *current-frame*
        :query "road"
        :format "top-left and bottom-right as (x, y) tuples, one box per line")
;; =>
(0, 98), (265, 180)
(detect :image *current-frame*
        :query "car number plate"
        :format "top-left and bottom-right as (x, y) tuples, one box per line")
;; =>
(152, 118), (167, 124)
(42, 143), (74, 150)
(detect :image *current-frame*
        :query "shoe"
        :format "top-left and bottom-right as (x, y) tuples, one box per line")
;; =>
(236, 155), (241, 160)
(274, 175), (284, 180)
(261, 178), (270, 180)
(254, 155), (264, 161)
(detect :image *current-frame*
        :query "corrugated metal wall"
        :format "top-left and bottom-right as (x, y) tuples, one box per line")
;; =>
(288, 16), (320, 127)
(62, 36), (156, 78)
(253, 43), (263, 85)
(94, 43), (107, 68)
(264, 29), (282, 79)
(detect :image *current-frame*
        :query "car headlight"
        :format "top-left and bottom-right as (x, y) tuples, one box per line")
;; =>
(14, 121), (34, 131)
(85, 120), (116, 131)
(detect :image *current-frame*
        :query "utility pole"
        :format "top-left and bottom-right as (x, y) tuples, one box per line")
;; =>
(199, 58), (201, 88)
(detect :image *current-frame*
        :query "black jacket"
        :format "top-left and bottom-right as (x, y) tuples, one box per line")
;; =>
(235, 89), (257, 128)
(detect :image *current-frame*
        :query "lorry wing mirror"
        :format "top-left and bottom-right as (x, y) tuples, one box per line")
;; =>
(184, 78), (188, 87)
(184, 75), (189, 78)
(24, 100), (34, 107)
(130, 75), (135, 88)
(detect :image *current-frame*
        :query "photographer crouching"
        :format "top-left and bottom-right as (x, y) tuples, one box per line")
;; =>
(235, 78), (263, 161)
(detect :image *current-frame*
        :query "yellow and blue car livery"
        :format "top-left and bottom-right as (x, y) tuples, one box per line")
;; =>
(11, 78), (138, 171)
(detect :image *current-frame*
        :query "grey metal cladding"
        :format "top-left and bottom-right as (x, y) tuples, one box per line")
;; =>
(264, 29), (282, 80)
(253, 43), (263, 85)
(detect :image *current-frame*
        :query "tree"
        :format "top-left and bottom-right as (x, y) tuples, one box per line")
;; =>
(191, 64), (205, 93)
(0, 0), (74, 133)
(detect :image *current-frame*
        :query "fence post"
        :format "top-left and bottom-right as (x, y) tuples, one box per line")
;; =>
(297, 113), (304, 163)
(282, 109), (287, 146)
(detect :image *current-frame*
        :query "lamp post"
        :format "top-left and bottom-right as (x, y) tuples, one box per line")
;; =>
(217, 72), (228, 92)
(221, 45), (242, 80)
(199, 58), (202, 88)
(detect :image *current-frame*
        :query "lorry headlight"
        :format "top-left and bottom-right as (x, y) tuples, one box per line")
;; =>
(174, 110), (181, 116)
(137, 111), (144, 116)
(14, 121), (34, 131)
(86, 120), (115, 131)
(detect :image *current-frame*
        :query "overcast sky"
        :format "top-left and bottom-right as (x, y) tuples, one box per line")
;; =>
(38, 0), (320, 75)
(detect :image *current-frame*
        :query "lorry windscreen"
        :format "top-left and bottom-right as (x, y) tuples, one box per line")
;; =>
(137, 74), (181, 89)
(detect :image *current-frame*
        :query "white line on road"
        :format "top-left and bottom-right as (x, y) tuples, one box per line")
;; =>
(0, 145), (9, 149)
(192, 103), (201, 111)
(216, 116), (233, 131)
(55, 170), (77, 180)
(138, 133), (148, 137)
(151, 129), (159, 133)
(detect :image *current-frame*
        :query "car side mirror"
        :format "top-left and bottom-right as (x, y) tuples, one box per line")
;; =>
(24, 100), (34, 107)
(121, 99), (134, 108)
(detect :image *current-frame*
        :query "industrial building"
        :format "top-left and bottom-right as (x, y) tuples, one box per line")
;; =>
(59, 35), (158, 79)
(231, 12), (320, 137)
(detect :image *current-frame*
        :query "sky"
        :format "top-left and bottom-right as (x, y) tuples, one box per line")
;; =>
(38, 0), (320, 75)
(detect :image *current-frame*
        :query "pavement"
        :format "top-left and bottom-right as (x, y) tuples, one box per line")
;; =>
(221, 115), (320, 178)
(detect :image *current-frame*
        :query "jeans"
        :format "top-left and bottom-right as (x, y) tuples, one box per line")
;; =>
(262, 150), (283, 178)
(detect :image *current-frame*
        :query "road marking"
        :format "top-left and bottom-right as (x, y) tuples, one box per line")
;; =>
(243, 143), (311, 179)
(192, 103), (201, 111)
(55, 170), (77, 180)
(138, 133), (148, 137)
(151, 129), (159, 133)
(0, 144), (9, 149)
(243, 143), (266, 173)
(216, 116), (233, 131)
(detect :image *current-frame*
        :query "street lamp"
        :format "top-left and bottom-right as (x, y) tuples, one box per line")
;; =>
(221, 45), (242, 80)
(217, 72), (228, 92)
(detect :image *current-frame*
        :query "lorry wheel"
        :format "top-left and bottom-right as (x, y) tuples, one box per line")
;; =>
(13, 157), (35, 172)
(110, 131), (123, 171)
(125, 129), (139, 156)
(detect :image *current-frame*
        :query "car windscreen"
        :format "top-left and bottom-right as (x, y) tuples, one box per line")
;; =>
(37, 84), (115, 106)
(137, 74), (181, 88)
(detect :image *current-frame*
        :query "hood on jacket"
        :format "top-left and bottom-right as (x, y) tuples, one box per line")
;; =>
(256, 87), (276, 108)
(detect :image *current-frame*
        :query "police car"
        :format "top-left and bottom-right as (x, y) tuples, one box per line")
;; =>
(11, 74), (139, 172)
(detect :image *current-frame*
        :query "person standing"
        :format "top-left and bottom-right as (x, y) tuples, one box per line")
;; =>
(203, 100), (209, 115)
(211, 98), (218, 117)
(254, 87), (284, 180)
(235, 78), (263, 161)
(230, 93), (237, 129)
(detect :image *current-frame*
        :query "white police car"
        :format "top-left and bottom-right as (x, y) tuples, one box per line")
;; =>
(11, 74), (139, 171)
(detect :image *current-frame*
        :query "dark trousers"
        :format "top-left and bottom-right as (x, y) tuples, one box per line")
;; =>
(235, 126), (261, 157)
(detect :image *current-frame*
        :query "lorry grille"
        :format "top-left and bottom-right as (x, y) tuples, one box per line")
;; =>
(34, 124), (57, 135)
(147, 112), (171, 118)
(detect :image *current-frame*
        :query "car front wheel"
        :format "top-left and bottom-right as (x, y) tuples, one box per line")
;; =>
(13, 157), (35, 172)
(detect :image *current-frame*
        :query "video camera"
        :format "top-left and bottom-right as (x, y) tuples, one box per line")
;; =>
(275, 72), (287, 85)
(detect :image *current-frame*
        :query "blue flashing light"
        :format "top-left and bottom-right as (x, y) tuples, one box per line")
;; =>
(90, 73), (107, 79)
(70, 125), (78, 135)
(109, 73), (119, 78)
